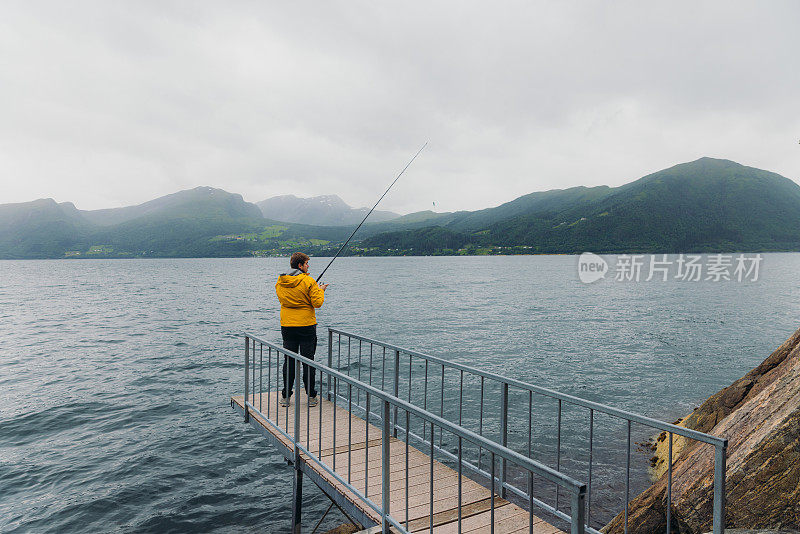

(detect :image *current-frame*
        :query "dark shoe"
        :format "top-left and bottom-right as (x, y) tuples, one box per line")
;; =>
(280, 396), (290, 407)
(308, 396), (318, 408)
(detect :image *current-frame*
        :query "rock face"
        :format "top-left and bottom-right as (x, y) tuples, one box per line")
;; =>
(604, 326), (800, 533)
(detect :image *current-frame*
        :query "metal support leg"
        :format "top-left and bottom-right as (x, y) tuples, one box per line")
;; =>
(292, 468), (303, 534)
(307, 472), (362, 531)
(310, 502), (334, 534)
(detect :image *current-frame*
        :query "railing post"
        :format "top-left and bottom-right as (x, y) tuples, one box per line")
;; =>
(327, 329), (333, 401)
(713, 440), (727, 534)
(571, 485), (587, 534)
(294, 357), (302, 459)
(500, 382), (508, 498)
(291, 357), (303, 534)
(392, 350), (400, 438)
(244, 335), (250, 423)
(382, 399), (391, 533)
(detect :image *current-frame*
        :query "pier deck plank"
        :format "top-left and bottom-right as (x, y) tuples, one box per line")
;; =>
(232, 392), (563, 533)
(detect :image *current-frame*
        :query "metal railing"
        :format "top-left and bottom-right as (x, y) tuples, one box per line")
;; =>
(242, 332), (588, 534)
(327, 328), (728, 534)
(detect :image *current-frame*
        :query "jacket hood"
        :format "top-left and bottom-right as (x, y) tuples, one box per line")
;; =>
(277, 269), (306, 288)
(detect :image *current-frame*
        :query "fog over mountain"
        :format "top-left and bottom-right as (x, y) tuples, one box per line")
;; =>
(256, 195), (399, 226)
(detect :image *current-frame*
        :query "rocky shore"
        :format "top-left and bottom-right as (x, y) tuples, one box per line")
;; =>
(604, 326), (800, 533)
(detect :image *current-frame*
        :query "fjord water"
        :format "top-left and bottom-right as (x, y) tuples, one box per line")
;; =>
(1, 255), (799, 533)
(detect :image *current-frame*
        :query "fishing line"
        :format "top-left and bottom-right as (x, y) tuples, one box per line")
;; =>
(316, 142), (428, 283)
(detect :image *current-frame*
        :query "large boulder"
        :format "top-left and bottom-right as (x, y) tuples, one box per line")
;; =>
(604, 326), (800, 533)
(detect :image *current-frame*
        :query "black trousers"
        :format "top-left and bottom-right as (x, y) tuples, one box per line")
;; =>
(281, 325), (317, 399)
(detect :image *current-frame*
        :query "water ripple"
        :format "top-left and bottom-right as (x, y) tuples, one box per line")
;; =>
(0, 255), (798, 533)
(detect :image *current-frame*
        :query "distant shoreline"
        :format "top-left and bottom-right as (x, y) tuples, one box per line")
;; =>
(3, 249), (800, 261)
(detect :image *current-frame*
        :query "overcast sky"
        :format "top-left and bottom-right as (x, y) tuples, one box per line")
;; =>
(1, 1), (798, 214)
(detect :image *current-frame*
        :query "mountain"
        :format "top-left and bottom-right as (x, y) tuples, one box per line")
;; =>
(354, 184), (613, 238)
(0, 198), (92, 259)
(447, 184), (613, 233)
(86, 188), (264, 257)
(363, 158), (800, 254)
(79, 186), (263, 225)
(488, 157), (800, 252)
(256, 194), (400, 226)
(0, 187), (346, 259)
(3, 158), (800, 259)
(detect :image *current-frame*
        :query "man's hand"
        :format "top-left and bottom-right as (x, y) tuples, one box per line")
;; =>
(319, 283), (329, 290)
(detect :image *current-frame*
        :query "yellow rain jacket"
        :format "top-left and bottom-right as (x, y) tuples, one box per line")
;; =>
(275, 270), (325, 327)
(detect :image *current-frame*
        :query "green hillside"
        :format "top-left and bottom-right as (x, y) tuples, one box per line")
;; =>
(361, 226), (471, 254)
(445, 184), (613, 233)
(0, 188), (348, 259)
(3, 158), (799, 259)
(0, 199), (92, 259)
(363, 158), (800, 254)
(355, 184), (612, 239)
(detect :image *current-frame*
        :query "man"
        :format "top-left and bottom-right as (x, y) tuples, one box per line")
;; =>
(275, 252), (329, 407)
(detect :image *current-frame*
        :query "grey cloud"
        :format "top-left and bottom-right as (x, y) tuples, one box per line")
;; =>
(1, 1), (798, 214)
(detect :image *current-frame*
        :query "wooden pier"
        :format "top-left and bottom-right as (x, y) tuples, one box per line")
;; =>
(231, 391), (562, 533)
(232, 330), (729, 533)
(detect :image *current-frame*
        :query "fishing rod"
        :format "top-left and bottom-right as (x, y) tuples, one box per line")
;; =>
(316, 142), (428, 283)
